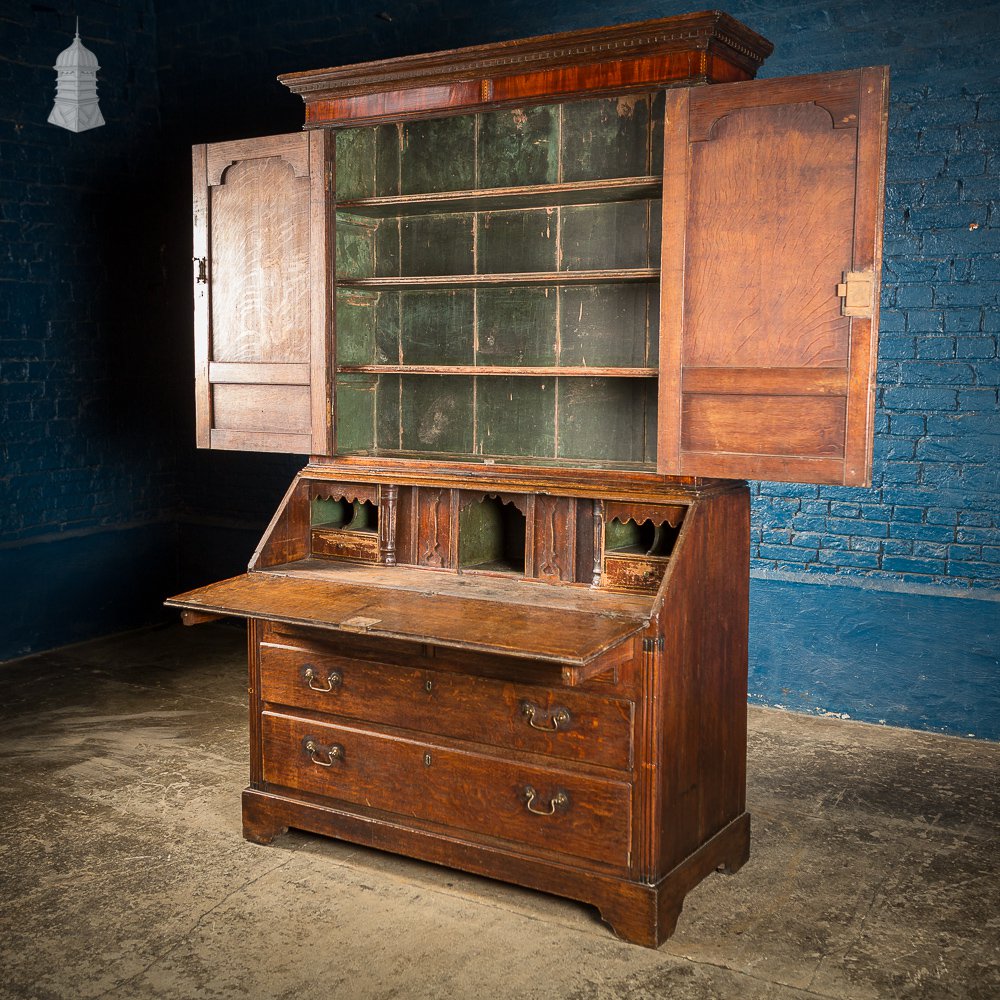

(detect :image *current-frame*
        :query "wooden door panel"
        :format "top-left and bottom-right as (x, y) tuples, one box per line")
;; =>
(681, 394), (846, 456)
(193, 132), (333, 455)
(660, 67), (888, 485)
(684, 103), (855, 370)
(211, 384), (312, 433)
(209, 158), (311, 364)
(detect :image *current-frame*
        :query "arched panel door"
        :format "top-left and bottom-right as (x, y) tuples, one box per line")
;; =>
(659, 67), (888, 485)
(192, 131), (333, 454)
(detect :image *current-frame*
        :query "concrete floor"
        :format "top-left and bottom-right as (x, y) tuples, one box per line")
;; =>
(0, 623), (997, 1000)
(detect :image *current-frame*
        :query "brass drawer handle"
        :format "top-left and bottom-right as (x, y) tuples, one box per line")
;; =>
(521, 701), (572, 732)
(303, 664), (342, 692)
(523, 785), (569, 816)
(304, 738), (343, 767)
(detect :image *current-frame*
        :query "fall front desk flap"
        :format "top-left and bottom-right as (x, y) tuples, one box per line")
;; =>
(166, 563), (652, 682)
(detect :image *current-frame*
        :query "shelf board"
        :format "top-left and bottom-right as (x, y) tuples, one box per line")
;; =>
(337, 269), (659, 290)
(336, 176), (662, 216)
(336, 365), (658, 377)
(332, 449), (657, 472)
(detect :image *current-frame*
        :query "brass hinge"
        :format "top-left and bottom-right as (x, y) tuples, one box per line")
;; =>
(836, 269), (874, 318)
(642, 637), (664, 653)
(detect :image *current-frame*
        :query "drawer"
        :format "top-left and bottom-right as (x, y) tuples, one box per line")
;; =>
(602, 554), (669, 594)
(311, 527), (379, 563)
(261, 711), (631, 869)
(259, 642), (633, 770)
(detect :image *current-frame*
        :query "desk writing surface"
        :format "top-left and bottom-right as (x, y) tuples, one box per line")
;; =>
(166, 565), (651, 667)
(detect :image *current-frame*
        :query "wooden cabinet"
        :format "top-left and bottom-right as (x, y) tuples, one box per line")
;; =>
(171, 12), (888, 947)
(169, 472), (751, 946)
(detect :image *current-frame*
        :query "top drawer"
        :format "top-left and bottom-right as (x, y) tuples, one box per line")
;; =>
(259, 641), (633, 771)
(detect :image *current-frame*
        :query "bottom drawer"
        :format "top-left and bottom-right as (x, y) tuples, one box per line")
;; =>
(261, 711), (631, 869)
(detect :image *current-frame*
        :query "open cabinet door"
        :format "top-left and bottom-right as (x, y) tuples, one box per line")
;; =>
(192, 131), (333, 454)
(659, 68), (888, 485)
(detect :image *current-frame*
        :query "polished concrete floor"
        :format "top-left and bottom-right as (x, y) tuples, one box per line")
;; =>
(1, 621), (997, 1000)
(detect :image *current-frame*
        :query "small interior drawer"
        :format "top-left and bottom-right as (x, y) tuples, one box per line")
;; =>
(602, 554), (669, 594)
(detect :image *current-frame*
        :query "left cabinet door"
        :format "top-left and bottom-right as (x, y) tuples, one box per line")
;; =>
(192, 132), (333, 454)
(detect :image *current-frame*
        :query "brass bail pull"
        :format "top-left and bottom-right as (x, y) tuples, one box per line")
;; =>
(304, 664), (342, 692)
(523, 786), (569, 816)
(521, 701), (572, 732)
(304, 738), (344, 767)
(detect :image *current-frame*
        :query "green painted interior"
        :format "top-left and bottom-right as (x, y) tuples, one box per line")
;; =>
(346, 500), (378, 532)
(334, 373), (377, 452)
(311, 497), (378, 531)
(605, 517), (681, 557)
(311, 497), (351, 527)
(333, 92), (664, 469)
(457, 497), (527, 574)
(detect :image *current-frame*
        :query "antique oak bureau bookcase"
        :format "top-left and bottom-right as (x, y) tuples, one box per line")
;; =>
(167, 12), (888, 946)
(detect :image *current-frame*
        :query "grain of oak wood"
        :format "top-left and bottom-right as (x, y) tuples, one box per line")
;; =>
(193, 131), (333, 455)
(659, 67), (889, 485)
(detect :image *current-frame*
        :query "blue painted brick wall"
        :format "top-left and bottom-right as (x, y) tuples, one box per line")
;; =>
(1, 1), (174, 547)
(752, 75), (999, 591)
(0, 1), (180, 660)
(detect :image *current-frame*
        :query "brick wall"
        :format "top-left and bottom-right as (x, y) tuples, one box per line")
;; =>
(1, 0), (173, 541)
(0, 1), (178, 658)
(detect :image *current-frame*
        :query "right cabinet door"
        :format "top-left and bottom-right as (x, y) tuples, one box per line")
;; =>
(659, 67), (888, 485)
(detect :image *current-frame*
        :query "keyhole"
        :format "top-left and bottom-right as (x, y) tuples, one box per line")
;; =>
(424, 753), (432, 767)
(425, 679), (433, 692)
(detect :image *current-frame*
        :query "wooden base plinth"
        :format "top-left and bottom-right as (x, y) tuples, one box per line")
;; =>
(242, 788), (750, 947)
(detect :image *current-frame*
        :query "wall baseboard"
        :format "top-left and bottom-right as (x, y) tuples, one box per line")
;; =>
(750, 576), (1000, 741)
(0, 522), (179, 662)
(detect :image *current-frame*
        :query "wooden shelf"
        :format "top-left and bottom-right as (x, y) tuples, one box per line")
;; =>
(336, 365), (657, 377)
(337, 269), (659, 290)
(336, 176), (662, 216)
(331, 449), (658, 471)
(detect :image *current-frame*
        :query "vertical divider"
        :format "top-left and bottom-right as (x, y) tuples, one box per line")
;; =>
(658, 87), (689, 475)
(448, 488), (461, 570)
(380, 483), (399, 565)
(523, 494), (537, 578)
(311, 129), (335, 456)
(592, 499), (604, 587)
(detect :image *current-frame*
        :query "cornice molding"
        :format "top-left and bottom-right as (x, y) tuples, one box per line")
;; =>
(279, 11), (773, 102)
